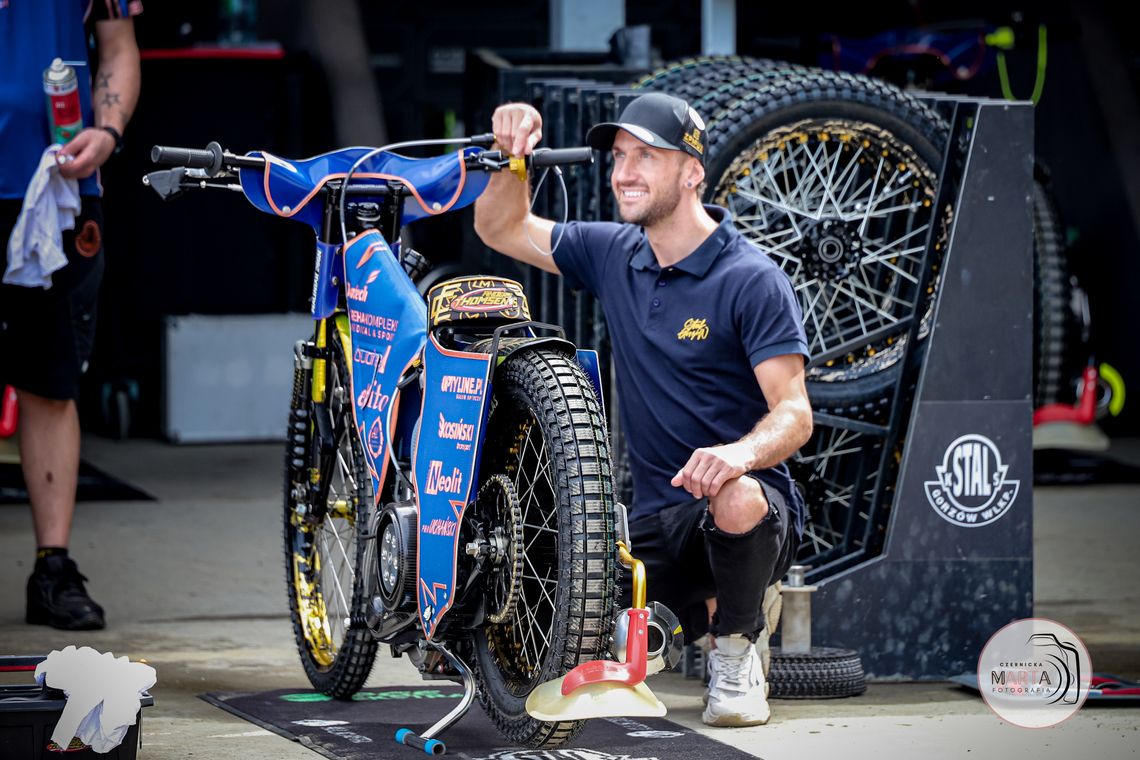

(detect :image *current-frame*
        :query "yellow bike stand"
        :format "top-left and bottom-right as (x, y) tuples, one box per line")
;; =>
(526, 543), (667, 721)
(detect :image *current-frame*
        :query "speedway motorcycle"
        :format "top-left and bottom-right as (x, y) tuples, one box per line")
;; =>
(144, 134), (682, 754)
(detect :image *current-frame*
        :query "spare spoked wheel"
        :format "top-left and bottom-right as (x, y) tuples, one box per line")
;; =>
(633, 54), (795, 95)
(706, 72), (951, 412)
(635, 58), (807, 121)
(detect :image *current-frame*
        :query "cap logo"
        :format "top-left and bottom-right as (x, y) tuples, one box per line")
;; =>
(687, 107), (706, 131)
(682, 127), (704, 155)
(622, 123), (657, 144)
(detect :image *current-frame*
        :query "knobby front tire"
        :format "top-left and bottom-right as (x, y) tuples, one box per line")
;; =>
(284, 327), (378, 697)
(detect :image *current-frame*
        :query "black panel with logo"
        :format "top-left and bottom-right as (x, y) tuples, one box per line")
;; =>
(810, 101), (1035, 678)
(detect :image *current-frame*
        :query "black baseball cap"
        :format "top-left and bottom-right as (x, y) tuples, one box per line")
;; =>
(585, 92), (707, 163)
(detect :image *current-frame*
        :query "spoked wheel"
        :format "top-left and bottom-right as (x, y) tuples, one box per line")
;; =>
(787, 425), (884, 571)
(705, 72), (951, 406)
(635, 59), (807, 121)
(284, 329), (377, 696)
(472, 348), (616, 748)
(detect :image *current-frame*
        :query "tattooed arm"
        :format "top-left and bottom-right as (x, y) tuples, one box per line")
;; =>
(59, 18), (140, 180)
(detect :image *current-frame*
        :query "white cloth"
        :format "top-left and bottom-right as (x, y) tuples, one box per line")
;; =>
(4, 144), (81, 288)
(35, 645), (157, 754)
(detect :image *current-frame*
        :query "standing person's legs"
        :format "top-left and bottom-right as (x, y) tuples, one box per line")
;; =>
(18, 392), (81, 548)
(1, 198), (106, 630)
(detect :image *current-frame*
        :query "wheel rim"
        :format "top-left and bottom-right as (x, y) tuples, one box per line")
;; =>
(292, 347), (361, 670)
(485, 414), (560, 695)
(713, 118), (944, 380)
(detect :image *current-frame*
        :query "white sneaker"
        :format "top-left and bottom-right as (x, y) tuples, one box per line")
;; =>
(702, 634), (771, 726)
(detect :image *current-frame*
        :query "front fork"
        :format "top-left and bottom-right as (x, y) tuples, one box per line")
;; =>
(287, 339), (314, 513)
(289, 319), (340, 525)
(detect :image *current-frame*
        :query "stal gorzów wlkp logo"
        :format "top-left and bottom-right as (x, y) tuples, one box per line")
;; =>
(924, 434), (1019, 527)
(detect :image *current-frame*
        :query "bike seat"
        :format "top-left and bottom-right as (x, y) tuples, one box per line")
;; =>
(238, 146), (491, 230)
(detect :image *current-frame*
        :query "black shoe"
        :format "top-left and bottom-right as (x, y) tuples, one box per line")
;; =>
(26, 555), (106, 630)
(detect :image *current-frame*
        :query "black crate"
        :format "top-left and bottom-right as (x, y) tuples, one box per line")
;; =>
(0, 656), (153, 760)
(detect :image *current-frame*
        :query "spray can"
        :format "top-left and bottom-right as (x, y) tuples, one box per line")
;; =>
(43, 58), (83, 144)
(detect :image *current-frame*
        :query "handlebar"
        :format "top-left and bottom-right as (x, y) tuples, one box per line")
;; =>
(143, 138), (594, 202)
(150, 140), (266, 176)
(149, 140), (593, 177)
(151, 142), (223, 173)
(531, 147), (594, 168)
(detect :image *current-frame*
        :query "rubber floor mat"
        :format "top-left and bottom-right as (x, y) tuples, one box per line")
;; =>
(202, 685), (758, 760)
(0, 461), (153, 504)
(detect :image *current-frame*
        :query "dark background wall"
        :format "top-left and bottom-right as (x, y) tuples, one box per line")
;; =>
(89, 0), (1140, 437)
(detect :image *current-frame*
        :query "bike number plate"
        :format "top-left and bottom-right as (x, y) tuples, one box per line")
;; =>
(413, 333), (492, 639)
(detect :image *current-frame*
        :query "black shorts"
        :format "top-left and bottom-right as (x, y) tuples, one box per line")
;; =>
(0, 197), (105, 400)
(623, 476), (800, 642)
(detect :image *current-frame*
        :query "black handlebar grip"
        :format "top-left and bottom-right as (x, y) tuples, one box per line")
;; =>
(150, 141), (225, 176)
(530, 147), (594, 168)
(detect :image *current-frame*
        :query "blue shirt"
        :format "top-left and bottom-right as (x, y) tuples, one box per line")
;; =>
(0, 0), (137, 199)
(553, 206), (809, 536)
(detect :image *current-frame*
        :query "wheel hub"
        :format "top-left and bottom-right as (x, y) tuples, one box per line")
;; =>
(800, 218), (862, 281)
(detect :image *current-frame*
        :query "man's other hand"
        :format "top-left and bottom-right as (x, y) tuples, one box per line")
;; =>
(671, 442), (754, 499)
(492, 103), (543, 157)
(58, 128), (116, 179)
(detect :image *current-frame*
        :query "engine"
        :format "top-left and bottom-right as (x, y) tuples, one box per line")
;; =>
(367, 499), (418, 639)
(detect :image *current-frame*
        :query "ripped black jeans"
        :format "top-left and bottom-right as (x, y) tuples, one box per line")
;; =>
(620, 478), (798, 643)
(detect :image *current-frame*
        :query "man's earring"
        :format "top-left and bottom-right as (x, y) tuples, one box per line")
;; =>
(686, 182), (693, 188)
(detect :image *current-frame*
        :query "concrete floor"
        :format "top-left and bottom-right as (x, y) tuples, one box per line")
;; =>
(1, 435), (1138, 760)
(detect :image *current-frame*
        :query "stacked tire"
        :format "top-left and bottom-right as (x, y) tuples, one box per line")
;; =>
(767, 646), (867, 699)
(1032, 165), (1086, 408)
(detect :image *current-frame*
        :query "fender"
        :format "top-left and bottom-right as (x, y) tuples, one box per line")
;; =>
(468, 334), (606, 418)
(468, 328), (606, 415)
(468, 334), (575, 363)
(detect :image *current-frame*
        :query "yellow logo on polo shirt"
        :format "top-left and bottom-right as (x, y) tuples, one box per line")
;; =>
(677, 318), (709, 341)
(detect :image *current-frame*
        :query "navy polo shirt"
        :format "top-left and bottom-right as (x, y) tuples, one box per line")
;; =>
(0, 0), (138, 199)
(553, 206), (809, 537)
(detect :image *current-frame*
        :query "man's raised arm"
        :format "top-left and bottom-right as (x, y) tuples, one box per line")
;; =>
(473, 103), (562, 274)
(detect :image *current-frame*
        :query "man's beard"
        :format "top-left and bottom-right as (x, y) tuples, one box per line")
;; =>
(617, 182), (683, 227)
